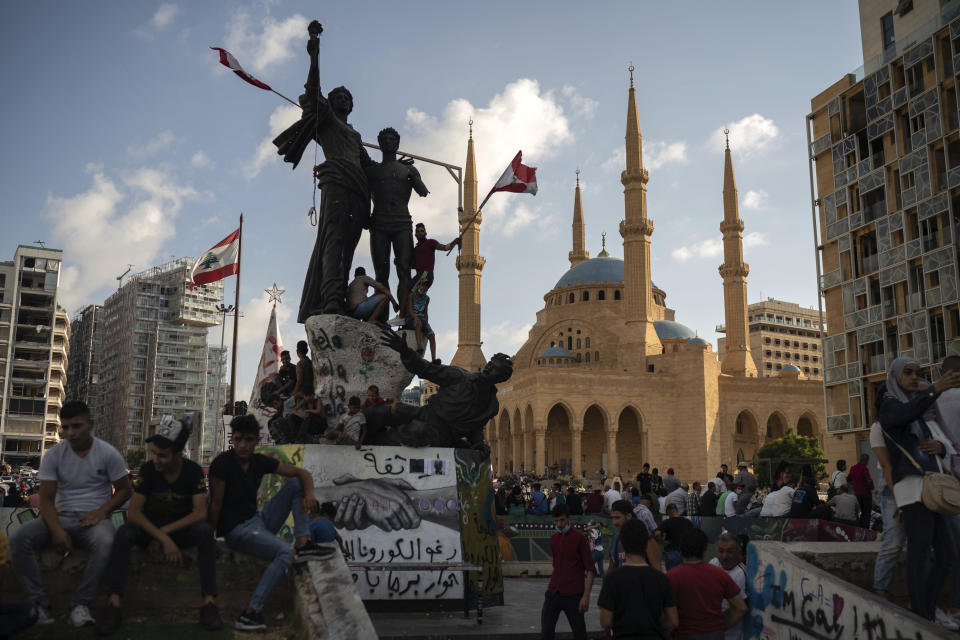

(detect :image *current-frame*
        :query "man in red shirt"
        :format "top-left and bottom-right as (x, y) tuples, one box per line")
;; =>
(541, 504), (596, 640)
(412, 223), (458, 290)
(667, 528), (746, 639)
(847, 453), (874, 529)
(584, 488), (604, 514)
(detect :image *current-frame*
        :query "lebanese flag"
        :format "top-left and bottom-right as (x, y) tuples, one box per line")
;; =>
(491, 151), (538, 195)
(210, 47), (272, 91)
(190, 229), (240, 289)
(249, 305), (283, 442)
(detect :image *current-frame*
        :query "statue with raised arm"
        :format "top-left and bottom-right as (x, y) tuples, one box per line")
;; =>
(365, 127), (429, 319)
(273, 20), (373, 321)
(364, 329), (513, 454)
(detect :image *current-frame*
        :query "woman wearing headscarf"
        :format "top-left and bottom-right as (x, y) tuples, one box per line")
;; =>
(879, 356), (960, 622)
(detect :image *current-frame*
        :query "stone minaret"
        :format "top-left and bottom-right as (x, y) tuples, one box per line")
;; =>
(719, 131), (758, 377)
(450, 122), (487, 371)
(569, 170), (589, 267)
(619, 67), (662, 367)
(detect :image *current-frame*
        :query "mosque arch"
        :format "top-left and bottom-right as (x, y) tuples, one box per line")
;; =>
(500, 409), (513, 472)
(524, 404), (537, 470)
(546, 403), (573, 475)
(581, 404), (607, 474)
(615, 406), (644, 476)
(765, 410), (787, 441)
(796, 412), (818, 437)
(733, 409), (761, 464)
(513, 408), (524, 472)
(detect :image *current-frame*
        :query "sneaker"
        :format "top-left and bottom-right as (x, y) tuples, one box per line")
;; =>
(199, 602), (224, 631)
(69, 604), (96, 628)
(293, 540), (336, 564)
(95, 604), (121, 636)
(235, 610), (267, 632)
(936, 609), (960, 631)
(35, 604), (54, 625)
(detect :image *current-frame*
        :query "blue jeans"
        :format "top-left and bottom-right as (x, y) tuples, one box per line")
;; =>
(226, 478), (310, 612)
(591, 549), (605, 579)
(872, 490), (906, 591)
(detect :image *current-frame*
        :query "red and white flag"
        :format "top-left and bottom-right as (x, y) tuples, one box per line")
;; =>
(249, 305), (283, 441)
(190, 229), (240, 288)
(210, 47), (272, 91)
(491, 151), (538, 195)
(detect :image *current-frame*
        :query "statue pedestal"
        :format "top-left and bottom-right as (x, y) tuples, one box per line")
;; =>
(304, 314), (421, 416)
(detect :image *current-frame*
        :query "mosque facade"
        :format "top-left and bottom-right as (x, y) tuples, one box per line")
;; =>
(483, 75), (827, 482)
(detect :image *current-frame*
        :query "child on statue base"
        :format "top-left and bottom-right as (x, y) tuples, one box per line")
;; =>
(406, 276), (438, 364)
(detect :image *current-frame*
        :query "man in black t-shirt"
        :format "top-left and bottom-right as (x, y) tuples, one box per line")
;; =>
(293, 341), (315, 399)
(208, 415), (333, 632)
(659, 504), (694, 571)
(98, 415), (222, 635)
(598, 519), (678, 639)
(636, 463), (653, 496)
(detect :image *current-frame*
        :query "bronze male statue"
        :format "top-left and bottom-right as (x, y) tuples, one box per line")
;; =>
(365, 127), (429, 318)
(274, 21), (372, 321)
(364, 330), (513, 454)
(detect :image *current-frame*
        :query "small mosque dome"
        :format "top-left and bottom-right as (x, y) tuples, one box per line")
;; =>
(687, 337), (709, 345)
(555, 256), (658, 290)
(782, 364), (801, 372)
(653, 320), (697, 340)
(539, 346), (573, 358)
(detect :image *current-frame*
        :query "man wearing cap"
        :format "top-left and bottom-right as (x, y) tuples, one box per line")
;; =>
(97, 415), (222, 635)
(733, 462), (757, 493)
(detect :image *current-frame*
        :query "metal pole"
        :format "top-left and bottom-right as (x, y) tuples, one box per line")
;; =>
(212, 308), (228, 456)
(805, 114), (831, 439)
(230, 214), (243, 412)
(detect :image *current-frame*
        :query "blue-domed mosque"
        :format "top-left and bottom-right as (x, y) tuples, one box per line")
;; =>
(487, 75), (825, 481)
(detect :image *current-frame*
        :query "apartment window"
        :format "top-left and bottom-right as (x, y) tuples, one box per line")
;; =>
(765, 350), (772, 357)
(765, 363), (772, 369)
(911, 113), (926, 134)
(585, 352), (590, 363)
(585, 337), (590, 348)
(595, 351), (599, 361)
(881, 13), (895, 50)
(764, 338), (771, 344)
(576, 338), (581, 349)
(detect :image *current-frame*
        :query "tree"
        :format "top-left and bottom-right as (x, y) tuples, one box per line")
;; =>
(754, 430), (825, 489)
(125, 447), (146, 470)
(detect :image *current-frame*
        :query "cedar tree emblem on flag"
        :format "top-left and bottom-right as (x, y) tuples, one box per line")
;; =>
(190, 229), (240, 289)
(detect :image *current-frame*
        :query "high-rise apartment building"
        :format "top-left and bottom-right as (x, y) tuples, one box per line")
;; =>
(717, 299), (824, 380)
(0, 246), (69, 464)
(66, 304), (103, 415)
(95, 259), (227, 462)
(808, 0), (960, 460)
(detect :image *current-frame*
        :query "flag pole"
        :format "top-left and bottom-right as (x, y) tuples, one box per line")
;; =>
(230, 213), (243, 413)
(450, 186), (494, 253)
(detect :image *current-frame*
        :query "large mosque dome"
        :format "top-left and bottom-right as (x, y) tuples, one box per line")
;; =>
(554, 256), (658, 291)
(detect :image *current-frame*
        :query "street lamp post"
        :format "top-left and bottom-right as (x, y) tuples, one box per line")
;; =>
(210, 303), (234, 459)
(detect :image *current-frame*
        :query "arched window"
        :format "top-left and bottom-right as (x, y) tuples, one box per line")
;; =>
(585, 337), (590, 348)
(585, 351), (591, 362)
(598, 290), (605, 300)
(736, 419), (744, 434)
(569, 293), (575, 303)
(583, 291), (589, 301)
(576, 352), (582, 362)
(576, 338), (582, 349)
(567, 336), (572, 350)
(614, 290), (621, 300)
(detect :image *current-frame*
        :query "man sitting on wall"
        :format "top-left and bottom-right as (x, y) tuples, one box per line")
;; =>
(10, 401), (132, 628)
(97, 415), (222, 635)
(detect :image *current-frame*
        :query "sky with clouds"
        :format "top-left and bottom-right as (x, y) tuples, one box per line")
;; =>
(0, 2), (863, 400)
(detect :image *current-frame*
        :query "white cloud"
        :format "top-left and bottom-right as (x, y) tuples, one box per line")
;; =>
(671, 232), (767, 262)
(396, 78), (587, 237)
(645, 141), (688, 170)
(482, 320), (533, 357)
(743, 189), (768, 210)
(46, 168), (199, 310)
(127, 130), (179, 159)
(191, 150), (212, 169)
(709, 114), (779, 156)
(245, 104), (300, 179)
(561, 85), (598, 120)
(151, 4), (179, 30)
(224, 10), (308, 72)
(600, 140), (687, 172)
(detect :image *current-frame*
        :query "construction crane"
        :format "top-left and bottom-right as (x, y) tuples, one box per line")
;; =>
(116, 264), (134, 289)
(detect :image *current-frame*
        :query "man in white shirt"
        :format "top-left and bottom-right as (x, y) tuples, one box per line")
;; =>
(10, 401), (132, 627)
(323, 396), (367, 448)
(827, 485), (860, 524)
(710, 532), (747, 640)
(759, 482), (795, 517)
(723, 485), (741, 517)
(603, 482), (621, 514)
(665, 484), (687, 516)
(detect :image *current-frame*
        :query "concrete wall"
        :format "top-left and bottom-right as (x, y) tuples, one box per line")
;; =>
(745, 541), (942, 640)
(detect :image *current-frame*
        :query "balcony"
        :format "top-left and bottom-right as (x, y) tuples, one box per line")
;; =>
(865, 354), (887, 374)
(909, 291), (926, 311)
(861, 253), (879, 274)
(863, 201), (886, 222)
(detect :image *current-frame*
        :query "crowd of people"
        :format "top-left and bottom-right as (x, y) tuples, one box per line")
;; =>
(2, 400), (339, 635)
